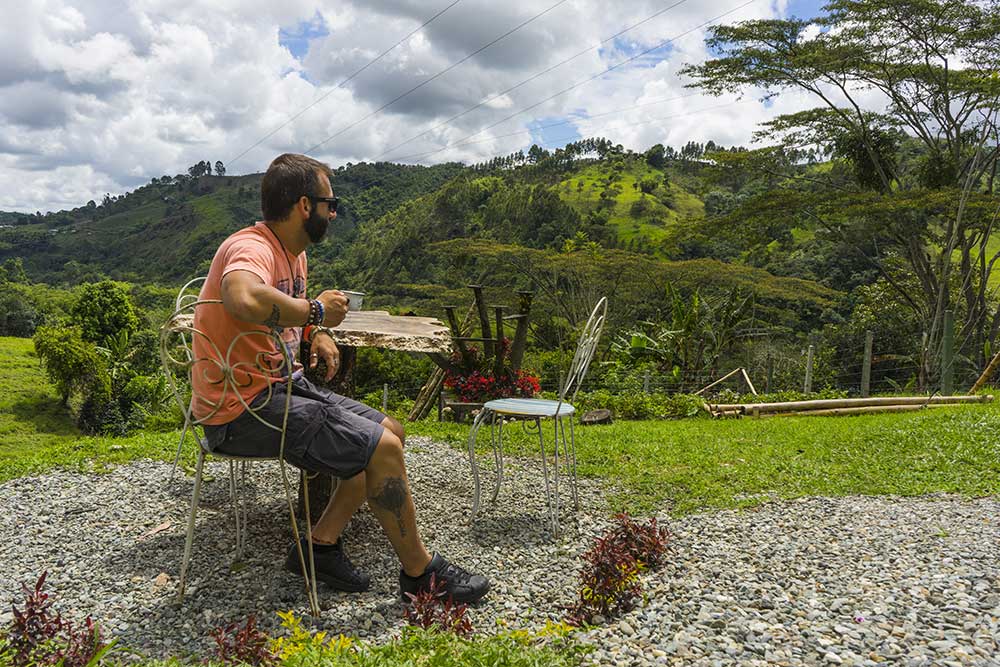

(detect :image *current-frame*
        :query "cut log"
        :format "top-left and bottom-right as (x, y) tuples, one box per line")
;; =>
(581, 408), (613, 425)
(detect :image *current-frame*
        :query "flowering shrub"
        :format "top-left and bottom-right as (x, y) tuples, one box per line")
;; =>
(403, 574), (474, 637)
(2, 572), (112, 667)
(444, 339), (541, 403)
(269, 610), (353, 661)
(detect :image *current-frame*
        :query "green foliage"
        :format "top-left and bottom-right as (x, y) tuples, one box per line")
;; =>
(611, 284), (755, 384)
(0, 289), (40, 337)
(71, 281), (139, 344)
(32, 326), (108, 406)
(572, 389), (707, 420)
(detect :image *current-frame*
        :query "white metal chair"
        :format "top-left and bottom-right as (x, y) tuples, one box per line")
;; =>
(160, 278), (321, 614)
(467, 297), (608, 535)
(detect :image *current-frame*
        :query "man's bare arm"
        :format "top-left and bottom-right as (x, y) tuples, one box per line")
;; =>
(220, 271), (349, 327)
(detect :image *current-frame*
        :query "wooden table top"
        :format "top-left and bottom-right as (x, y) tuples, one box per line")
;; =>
(167, 309), (452, 354)
(328, 310), (452, 353)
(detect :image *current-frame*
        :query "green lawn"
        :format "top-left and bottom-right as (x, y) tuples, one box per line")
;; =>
(3, 335), (999, 514)
(0, 337), (181, 482)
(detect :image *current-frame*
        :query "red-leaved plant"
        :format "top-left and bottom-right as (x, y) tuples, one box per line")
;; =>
(566, 514), (671, 626)
(403, 574), (474, 636)
(444, 339), (541, 403)
(4, 572), (110, 667)
(208, 614), (278, 667)
(607, 513), (670, 569)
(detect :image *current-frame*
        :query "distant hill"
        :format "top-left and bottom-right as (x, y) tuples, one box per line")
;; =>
(0, 143), (847, 337)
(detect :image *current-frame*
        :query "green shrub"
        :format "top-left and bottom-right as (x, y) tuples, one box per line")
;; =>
(32, 325), (109, 406)
(571, 390), (707, 420)
(0, 289), (40, 337)
(71, 281), (139, 344)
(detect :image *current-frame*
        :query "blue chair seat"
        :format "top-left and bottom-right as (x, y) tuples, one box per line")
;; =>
(483, 398), (576, 417)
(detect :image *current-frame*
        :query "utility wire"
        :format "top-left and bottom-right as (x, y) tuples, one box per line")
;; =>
(226, 0), (465, 169)
(303, 0), (571, 155)
(371, 0), (692, 161)
(393, 97), (746, 162)
(381, 0), (757, 163)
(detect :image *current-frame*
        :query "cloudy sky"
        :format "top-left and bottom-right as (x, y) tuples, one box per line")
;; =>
(0, 0), (826, 213)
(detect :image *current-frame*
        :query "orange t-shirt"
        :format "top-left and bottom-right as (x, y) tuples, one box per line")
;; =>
(191, 222), (308, 425)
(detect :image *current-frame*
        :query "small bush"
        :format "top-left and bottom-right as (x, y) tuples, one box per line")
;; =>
(208, 614), (278, 667)
(607, 513), (670, 569)
(403, 574), (474, 637)
(566, 533), (643, 626)
(567, 514), (670, 626)
(1, 572), (112, 667)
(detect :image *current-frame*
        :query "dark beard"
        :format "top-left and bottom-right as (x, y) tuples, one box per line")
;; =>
(304, 206), (329, 243)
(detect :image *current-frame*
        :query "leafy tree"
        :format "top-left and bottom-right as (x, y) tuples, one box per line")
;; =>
(645, 144), (666, 169)
(33, 325), (109, 405)
(215, 161), (226, 176)
(682, 0), (1000, 378)
(71, 281), (139, 344)
(0, 289), (39, 336)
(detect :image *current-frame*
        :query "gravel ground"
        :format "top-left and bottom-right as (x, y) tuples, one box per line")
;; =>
(1, 436), (998, 666)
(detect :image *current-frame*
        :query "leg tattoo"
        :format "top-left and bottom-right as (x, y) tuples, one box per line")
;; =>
(369, 476), (408, 537)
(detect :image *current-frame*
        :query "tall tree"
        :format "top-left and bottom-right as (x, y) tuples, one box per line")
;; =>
(682, 0), (1000, 383)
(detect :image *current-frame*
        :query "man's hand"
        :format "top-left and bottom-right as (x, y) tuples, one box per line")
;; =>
(309, 331), (341, 381)
(316, 290), (349, 327)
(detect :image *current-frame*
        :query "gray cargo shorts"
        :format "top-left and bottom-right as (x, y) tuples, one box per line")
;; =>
(203, 375), (387, 479)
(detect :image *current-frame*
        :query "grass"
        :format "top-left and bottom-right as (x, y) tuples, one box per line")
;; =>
(0, 337), (181, 483)
(406, 402), (1000, 515)
(3, 336), (1000, 514)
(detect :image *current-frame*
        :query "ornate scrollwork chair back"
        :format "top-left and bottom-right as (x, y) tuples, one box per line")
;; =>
(159, 280), (321, 614)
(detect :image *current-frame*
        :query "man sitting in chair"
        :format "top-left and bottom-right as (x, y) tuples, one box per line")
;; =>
(191, 153), (489, 604)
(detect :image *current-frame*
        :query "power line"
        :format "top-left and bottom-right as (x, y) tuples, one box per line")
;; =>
(371, 0), (693, 161)
(396, 93), (740, 160)
(303, 0), (572, 155)
(380, 0), (758, 164)
(226, 0), (466, 169)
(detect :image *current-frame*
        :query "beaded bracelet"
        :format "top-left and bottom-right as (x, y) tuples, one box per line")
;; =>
(305, 299), (325, 326)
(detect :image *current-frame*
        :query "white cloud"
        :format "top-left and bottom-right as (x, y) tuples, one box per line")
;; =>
(0, 0), (836, 212)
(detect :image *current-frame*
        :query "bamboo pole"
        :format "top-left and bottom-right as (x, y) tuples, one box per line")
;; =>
(694, 368), (744, 396)
(710, 394), (992, 414)
(758, 404), (957, 418)
(740, 368), (758, 396)
(969, 347), (1000, 394)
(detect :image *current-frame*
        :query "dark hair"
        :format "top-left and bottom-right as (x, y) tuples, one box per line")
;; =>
(260, 153), (333, 221)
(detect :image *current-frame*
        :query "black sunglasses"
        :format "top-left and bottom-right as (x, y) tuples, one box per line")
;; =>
(306, 195), (339, 213)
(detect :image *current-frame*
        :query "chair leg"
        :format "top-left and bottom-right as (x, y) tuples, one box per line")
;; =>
(468, 408), (490, 524)
(551, 416), (561, 536)
(228, 461), (242, 560)
(490, 413), (504, 504)
(177, 448), (206, 602)
(563, 416), (579, 511)
(535, 417), (558, 536)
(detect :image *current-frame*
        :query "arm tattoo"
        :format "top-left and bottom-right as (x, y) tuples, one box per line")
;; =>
(369, 476), (408, 537)
(263, 304), (280, 329)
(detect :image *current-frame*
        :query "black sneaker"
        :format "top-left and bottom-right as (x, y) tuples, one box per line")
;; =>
(399, 553), (490, 604)
(284, 538), (371, 592)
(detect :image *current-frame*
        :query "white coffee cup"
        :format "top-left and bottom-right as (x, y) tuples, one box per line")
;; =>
(341, 290), (365, 311)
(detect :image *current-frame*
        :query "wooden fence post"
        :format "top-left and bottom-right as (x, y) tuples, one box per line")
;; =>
(942, 310), (955, 395)
(861, 330), (873, 398)
(804, 344), (814, 394)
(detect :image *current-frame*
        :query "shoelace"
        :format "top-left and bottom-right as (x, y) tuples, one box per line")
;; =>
(437, 561), (473, 584)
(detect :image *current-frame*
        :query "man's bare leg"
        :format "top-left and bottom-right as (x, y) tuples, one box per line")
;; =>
(311, 471), (366, 544)
(307, 417), (405, 544)
(364, 429), (432, 576)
